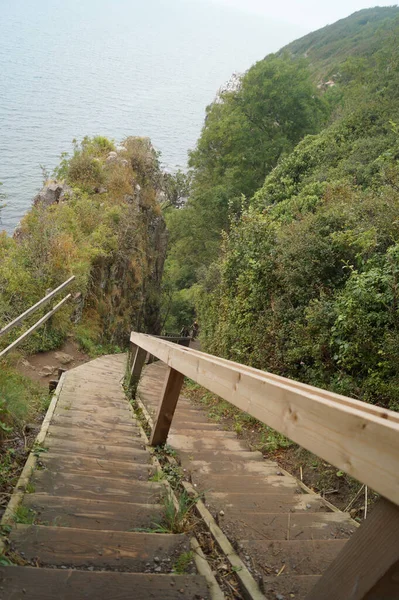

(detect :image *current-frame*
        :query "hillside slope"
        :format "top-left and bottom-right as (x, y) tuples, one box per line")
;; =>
(282, 6), (399, 80)
(165, 7), (399, 409)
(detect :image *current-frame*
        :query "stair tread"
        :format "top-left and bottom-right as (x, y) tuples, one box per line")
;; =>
(45, 438), (147, 460)
(0, 567), (209, 600)
(205, 490), (327, 512)
(192, 472), (299, 493)
(39, 453), (152, 477)
(242, 538), (347, 576)
(46, 425), (141, 447)
(217, 509), (354, 541)
(31, 471), (163, 503)
(24, 494), (163, 531)
(263, 574), (320, 598)
(10, 525), (189, 571)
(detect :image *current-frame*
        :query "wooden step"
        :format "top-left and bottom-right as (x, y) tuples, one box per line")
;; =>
(53, 412), (138, 429)
(10, 525), (190, 571)
(24, 495), (163, 530)
(217, 510), (354, 541)
(46, 425), (141, 447)
(242, 538), (347, 576)
(39, 453), (152, 478)
(170, 412), (216, 424)
(57, 390), (127, 402)
(191, 473), (299, 494)
(205, 491), (327, 513)
(31, 471), (163, 504)
(168, 434), (250, 453)
(49, 418), (139, 435)
(173, 430), (236, 438)
(56, 405), (131, 416)
(179, 450), (264, 467)
(170, 421), (221, 431)
(60, 385), (126, 396)
(44, 438), (147, 461)
(57, 400), (130, 412)
(263, 574), (320, 599)
(189, 459), (279, 475)
(0, 567), (209, 599)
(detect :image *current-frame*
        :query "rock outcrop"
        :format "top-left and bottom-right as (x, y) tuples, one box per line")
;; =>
(33, 182), (73, 207)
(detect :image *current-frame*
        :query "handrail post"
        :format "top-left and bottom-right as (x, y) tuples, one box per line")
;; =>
(150, 367), (185, 446)
(129, 346), (147, 390)
(305, 498), (399, 599)
(129, 341), (137, 371)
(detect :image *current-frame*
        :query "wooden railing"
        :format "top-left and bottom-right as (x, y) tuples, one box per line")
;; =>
(129, 331), (399, 600)
(0, 276), (75, 359)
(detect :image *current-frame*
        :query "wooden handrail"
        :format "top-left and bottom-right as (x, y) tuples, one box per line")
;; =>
(174, 341), (399, 425)
(0, 295), (72, 359)
(129, 331), (399, 599)
(0, 275), (75, 338)
(130, 331), (399, 507)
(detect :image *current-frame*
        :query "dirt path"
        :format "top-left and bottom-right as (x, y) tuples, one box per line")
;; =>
(14, 340), (90, 388)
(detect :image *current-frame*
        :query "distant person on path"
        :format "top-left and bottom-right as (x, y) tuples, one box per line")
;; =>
(191, 321), (199, 340)
(180, 325), (190, 337)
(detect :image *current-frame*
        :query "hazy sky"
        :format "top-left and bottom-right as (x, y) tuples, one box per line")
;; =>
(204, 1), (397, 29)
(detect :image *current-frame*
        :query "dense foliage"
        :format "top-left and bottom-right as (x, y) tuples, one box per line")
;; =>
(165, 7), (399, 409)
(162, 53), (327, 330)
(0, 136), (166, 356)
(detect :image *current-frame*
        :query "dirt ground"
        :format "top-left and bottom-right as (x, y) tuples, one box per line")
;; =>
(14, 339), (90, 388)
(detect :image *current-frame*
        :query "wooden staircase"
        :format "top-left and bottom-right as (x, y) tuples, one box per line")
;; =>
(0, 355), (209, 599)
(139, 360), (353, 599)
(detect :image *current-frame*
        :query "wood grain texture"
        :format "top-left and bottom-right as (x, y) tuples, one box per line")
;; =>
(150, 368), (185, 445)
(24, 494), (163, 530)
(130, 346), (147, 386)
(305, 499), (399, 600)
(0, 567), (209, 600)
(10, 525), (189, 570)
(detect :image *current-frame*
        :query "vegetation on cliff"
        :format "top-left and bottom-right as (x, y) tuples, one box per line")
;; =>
(165, 6), (399, 410)
(0, 136), (167, 435)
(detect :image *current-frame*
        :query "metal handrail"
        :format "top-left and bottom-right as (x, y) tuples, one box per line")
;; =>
(0, 275), (75, 338)
(0, 276), (75, 359)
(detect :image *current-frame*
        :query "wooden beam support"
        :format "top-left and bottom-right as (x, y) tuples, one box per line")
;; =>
(364, 560), (399, 599)
(128, 341), (137, 371)
(129, 346), (147, 388)
(306, 498), (399, 600)
(150, 367), (185, 446)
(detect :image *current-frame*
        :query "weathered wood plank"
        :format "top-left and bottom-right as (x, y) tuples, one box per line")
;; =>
(39, 453), (151, 478)
(24, 495), (163, 530)
(10, 525), (189, 570)
(150, 368), (188, 445)
(305, 498), (399, 600)
(130, 346), (147, 387)
(0, 567), (209, 600)
(32, 471), (163, 503)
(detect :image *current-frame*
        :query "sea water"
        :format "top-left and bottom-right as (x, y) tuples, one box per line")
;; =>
(0, 0), (303, 233)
